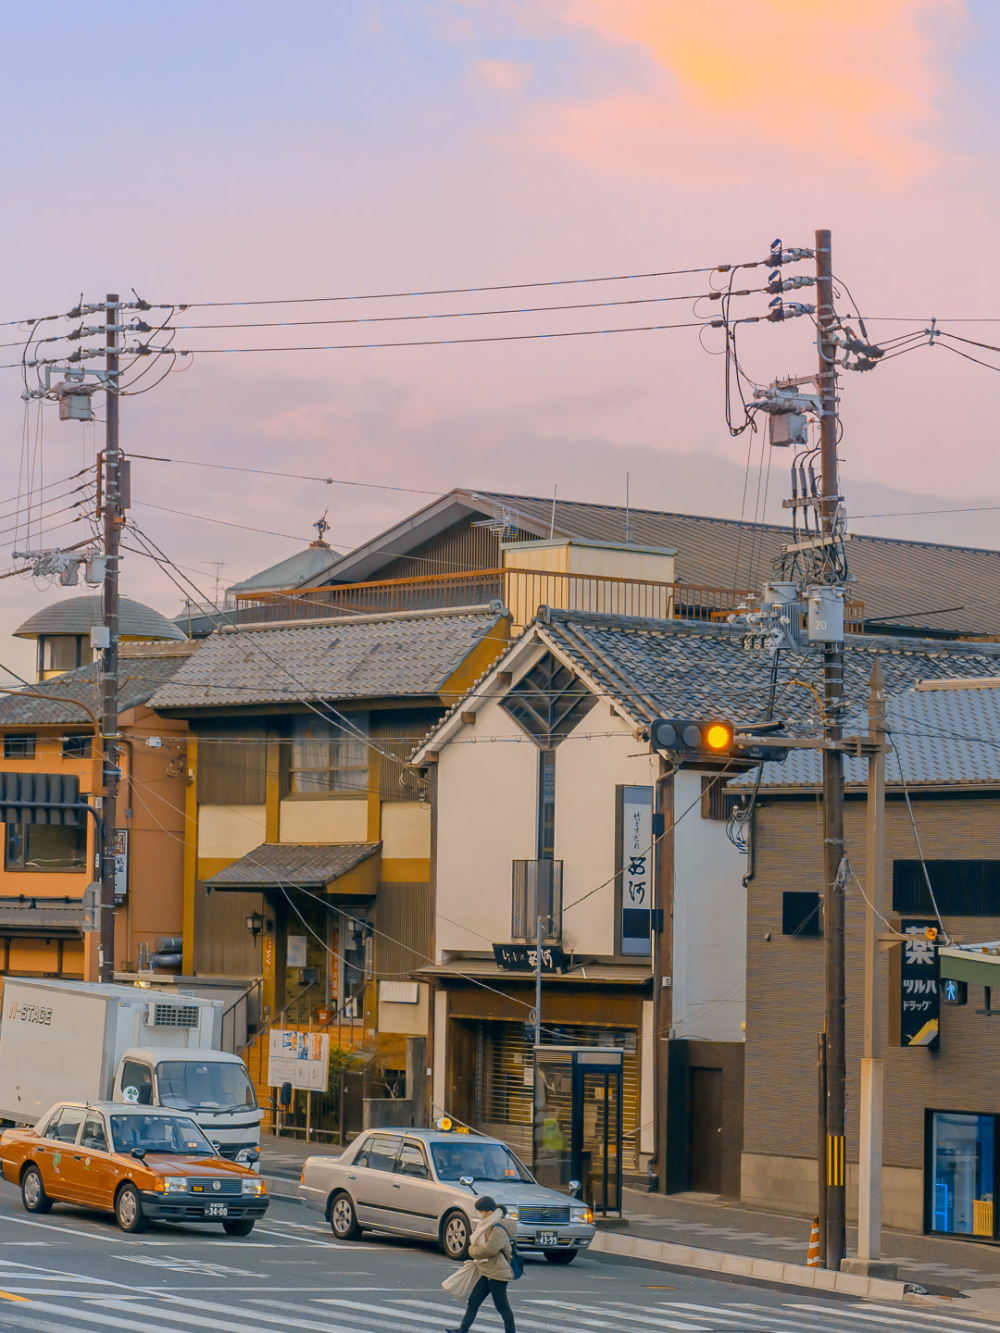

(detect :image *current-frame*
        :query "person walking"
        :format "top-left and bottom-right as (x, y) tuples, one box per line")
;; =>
(446, 1195), (517, 1333)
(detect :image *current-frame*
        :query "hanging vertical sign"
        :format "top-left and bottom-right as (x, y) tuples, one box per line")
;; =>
(893, 918), (940, 1049)
(618, 786), (653, 956)
(112, 830), (128, 903)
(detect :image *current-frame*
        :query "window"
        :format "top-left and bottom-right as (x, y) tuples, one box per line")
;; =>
(62, 734), (92, 760)
(40, 636), (86, 674)
(500, 654), (596, 748)
(894, 861), (1000, 917)
(782, 892), (822, 937)
(701, 776), (741, 821)
(929, 1111), (995, 1237)
(119, 1061), (154, 1106)
(396, 1142), (430, 1179)
(4, 734), (36, 760)
(80, 1114), (109, 1153)
(364, 1134), (402, 1173)
(109, 1114), (213, 1156)
(156, 1060), (256, 1112)
(46, 1107), (86, 1144)
(430, 1139), (532, 1184)
(537, 750), (556, 860)
(288, 713), (369, 794)
(5, 823), (87, 873)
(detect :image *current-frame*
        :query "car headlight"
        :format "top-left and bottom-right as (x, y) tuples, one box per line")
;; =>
(571, 1205), (593, 1225)
(154, 1177), (188, 1194)
(504, 1206), (519, 1221)
(242, 1177), (267, 1196)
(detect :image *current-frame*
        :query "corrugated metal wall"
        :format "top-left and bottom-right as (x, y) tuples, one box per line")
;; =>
(194, 885), (265, 976)
(375, 882), (432, 978)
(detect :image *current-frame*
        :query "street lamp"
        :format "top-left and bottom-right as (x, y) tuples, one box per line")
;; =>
(246, 911), (264, 940)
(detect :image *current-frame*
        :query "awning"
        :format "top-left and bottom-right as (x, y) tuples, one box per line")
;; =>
(939, 944), (1000, 988)
(0, 904), (85, 937)
(415, 958), (653, 986)
(203, 842), (381, 895)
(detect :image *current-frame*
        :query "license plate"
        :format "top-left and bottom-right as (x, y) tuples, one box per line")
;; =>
(535, 1231), (558, 1246)
(206, 1203), (229, 1217)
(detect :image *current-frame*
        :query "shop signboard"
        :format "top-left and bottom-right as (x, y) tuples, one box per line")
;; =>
(894, 918), (940, 1049)
(617, 786), (653, 955)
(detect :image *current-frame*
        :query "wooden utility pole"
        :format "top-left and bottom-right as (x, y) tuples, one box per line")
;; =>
(99, 294), (122, 983)
(815, 230), (847, 1269)
(858, 659), (886, 1263)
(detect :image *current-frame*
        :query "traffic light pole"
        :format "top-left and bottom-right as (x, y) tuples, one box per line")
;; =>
(815, 230), (847, 1270)
(99, 294), (122, 984)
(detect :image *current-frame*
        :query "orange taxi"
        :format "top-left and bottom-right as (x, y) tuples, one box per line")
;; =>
(0, 1101), (268, 1234)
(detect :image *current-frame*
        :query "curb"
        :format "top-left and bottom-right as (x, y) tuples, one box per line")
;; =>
(589, 1231), (908, 1300)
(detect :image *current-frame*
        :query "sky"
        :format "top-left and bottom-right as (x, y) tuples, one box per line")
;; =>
(2, 0), (1000, 679)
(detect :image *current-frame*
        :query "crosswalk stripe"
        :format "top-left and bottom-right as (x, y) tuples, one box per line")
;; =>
(664, 1301), (850, 1332)
(786, 1303), (995, 1331)
(393, 1295), (621, 1332)
(0, 1299), (213, 1333)
(617, 1302), (756, 1328)
(149, 1294), (378, 1333)
(849, 1304), (1000, 1331)
(100, 1298), (366, 1333)
(321, 1296), (574, 1332)
(528, 1297), (710, 1330)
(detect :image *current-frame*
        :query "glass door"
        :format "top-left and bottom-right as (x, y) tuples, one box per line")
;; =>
(928, 1111), (995, 1237)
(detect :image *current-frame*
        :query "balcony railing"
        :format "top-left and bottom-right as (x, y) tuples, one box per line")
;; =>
(234, 567), (865, 634)
(512, 859), (563, 942)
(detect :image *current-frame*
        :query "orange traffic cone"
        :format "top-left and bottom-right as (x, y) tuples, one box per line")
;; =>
(806, 1216), (821, 1267)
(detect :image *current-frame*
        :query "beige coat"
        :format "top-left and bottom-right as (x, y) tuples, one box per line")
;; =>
(468, 1209), (516, 1282)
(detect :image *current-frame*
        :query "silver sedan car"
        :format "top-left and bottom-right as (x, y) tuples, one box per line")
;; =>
(299, 1125), (595, 1263)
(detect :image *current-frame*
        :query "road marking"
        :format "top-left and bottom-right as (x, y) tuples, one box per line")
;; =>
(0, 1291), (28, 1302)
(114, 1255), (266, 1278)
(528, 1298), (710, 1331)
(394, 1296), (640, 1333)
(661, 1302), (837, 1331)
(0, 1215), (118, 1242)
(790, 1304), (1000, 1331)
(138, 1294), (379, 1333)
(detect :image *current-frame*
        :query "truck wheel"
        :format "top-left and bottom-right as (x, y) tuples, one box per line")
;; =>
(440, 1209), (471, 1260)
(222, 1219), (255, 1236)
(543, 1249), (578, 1264)
(115, 1184), (148, 1234)
(21, 1166), (51, 1215)
(329, 1191), (362, 1240)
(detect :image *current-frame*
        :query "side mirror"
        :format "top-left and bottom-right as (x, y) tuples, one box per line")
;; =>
(130, 1148), (146, 1161)
(279, 1081), (293, 1111)
(459, 1175), (475, 1189)
(236, 1148), (260, 1167)
(568, 1179), (582, 1198)
(212, 1141), (222, 1154)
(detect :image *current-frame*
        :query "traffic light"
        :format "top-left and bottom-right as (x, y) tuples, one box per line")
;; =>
(649, 718), (735, 760)
(0, 772), (83, 825)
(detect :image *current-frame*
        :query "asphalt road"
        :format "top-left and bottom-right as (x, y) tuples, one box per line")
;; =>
(0, 1190), (987, 1333)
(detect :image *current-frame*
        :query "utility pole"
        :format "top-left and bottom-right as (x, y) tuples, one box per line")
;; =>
(99, 295), (122, 984)
(815, 230), (847, 1269)
(857, 658), (887, 1266)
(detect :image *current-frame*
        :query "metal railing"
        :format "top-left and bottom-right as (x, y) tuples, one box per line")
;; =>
(512, 859), (563, 941)
(220, 978), (263, 1054)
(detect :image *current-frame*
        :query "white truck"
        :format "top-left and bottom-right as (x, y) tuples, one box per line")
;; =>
(0, 979), (262, 1160)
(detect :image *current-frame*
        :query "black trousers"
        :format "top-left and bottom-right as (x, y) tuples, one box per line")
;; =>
(459, 1276), (515, 1333)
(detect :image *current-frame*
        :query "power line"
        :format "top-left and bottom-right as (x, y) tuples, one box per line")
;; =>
(172, 264), (732, 311)
(128, 453), (442, 497)
(166, 318), (711, 358)
(172, 290), (716, 331)
(132, 502), (311, 543)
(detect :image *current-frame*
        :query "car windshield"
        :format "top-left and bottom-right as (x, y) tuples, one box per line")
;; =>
(109, 1113), (215, 1157)
(156, 1061), (256, 1113)
(431, 1140), (533, 1184)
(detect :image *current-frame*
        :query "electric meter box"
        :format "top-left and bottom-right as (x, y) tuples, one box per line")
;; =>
(807, 586), (845, 643)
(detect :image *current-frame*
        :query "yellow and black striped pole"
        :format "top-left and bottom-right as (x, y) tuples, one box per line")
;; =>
(827, 1133), (845, 1189)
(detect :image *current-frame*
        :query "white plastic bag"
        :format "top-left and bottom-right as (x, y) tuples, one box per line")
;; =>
(442, 1260), (480, 1302)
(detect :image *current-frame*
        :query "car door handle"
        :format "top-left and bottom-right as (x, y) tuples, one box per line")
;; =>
(347, 1172), (356, 1181)
(392, 1182), (401, 1190)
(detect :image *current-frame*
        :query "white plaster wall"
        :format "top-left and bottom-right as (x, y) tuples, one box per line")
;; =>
(670, 769), (747, 1042)
(378, 984), (430, 1036)
(278, 798), (368, 844)
(197, 805), (266, 859)
(433, 987), (447, 1118)
(381, 802), (431, 859)
(553, 711), (659, 955)
(434, 698), (539, 956)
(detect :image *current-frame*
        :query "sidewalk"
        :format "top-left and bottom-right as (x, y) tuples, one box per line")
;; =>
(621, 1187), (1000, 1297)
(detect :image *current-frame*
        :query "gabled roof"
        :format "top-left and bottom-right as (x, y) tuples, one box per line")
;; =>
(149, 605), (509, 713)
(204, 842), (380, 890)
(309, 488), (1000, 637)
(0, 647), (195, 727)
(413, 609), (1000, 762)
(742, 679), (1000, 790)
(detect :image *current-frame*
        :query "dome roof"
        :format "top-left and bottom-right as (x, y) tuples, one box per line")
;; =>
(14, 595), (188, 642)
(229, 542), (339, 594)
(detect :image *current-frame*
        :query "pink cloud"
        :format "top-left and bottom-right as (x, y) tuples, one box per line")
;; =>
(469, 57), (531, 92)
(524, 0), (965, 181)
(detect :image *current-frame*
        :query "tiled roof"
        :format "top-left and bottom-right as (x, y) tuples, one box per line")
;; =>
(741, 680), (1000, 789)
(0, 903), (85, 933)
(204, 842), (380, 889)
(150, 607), (508, 711)
(414, 608), (1000, 763)
(469, 491), (1000, 637)
(0, 651), (194, 727)
(14, 595), (187, 641)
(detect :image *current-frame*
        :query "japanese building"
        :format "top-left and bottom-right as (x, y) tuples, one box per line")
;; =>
(742, 674), (1000, 1239)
